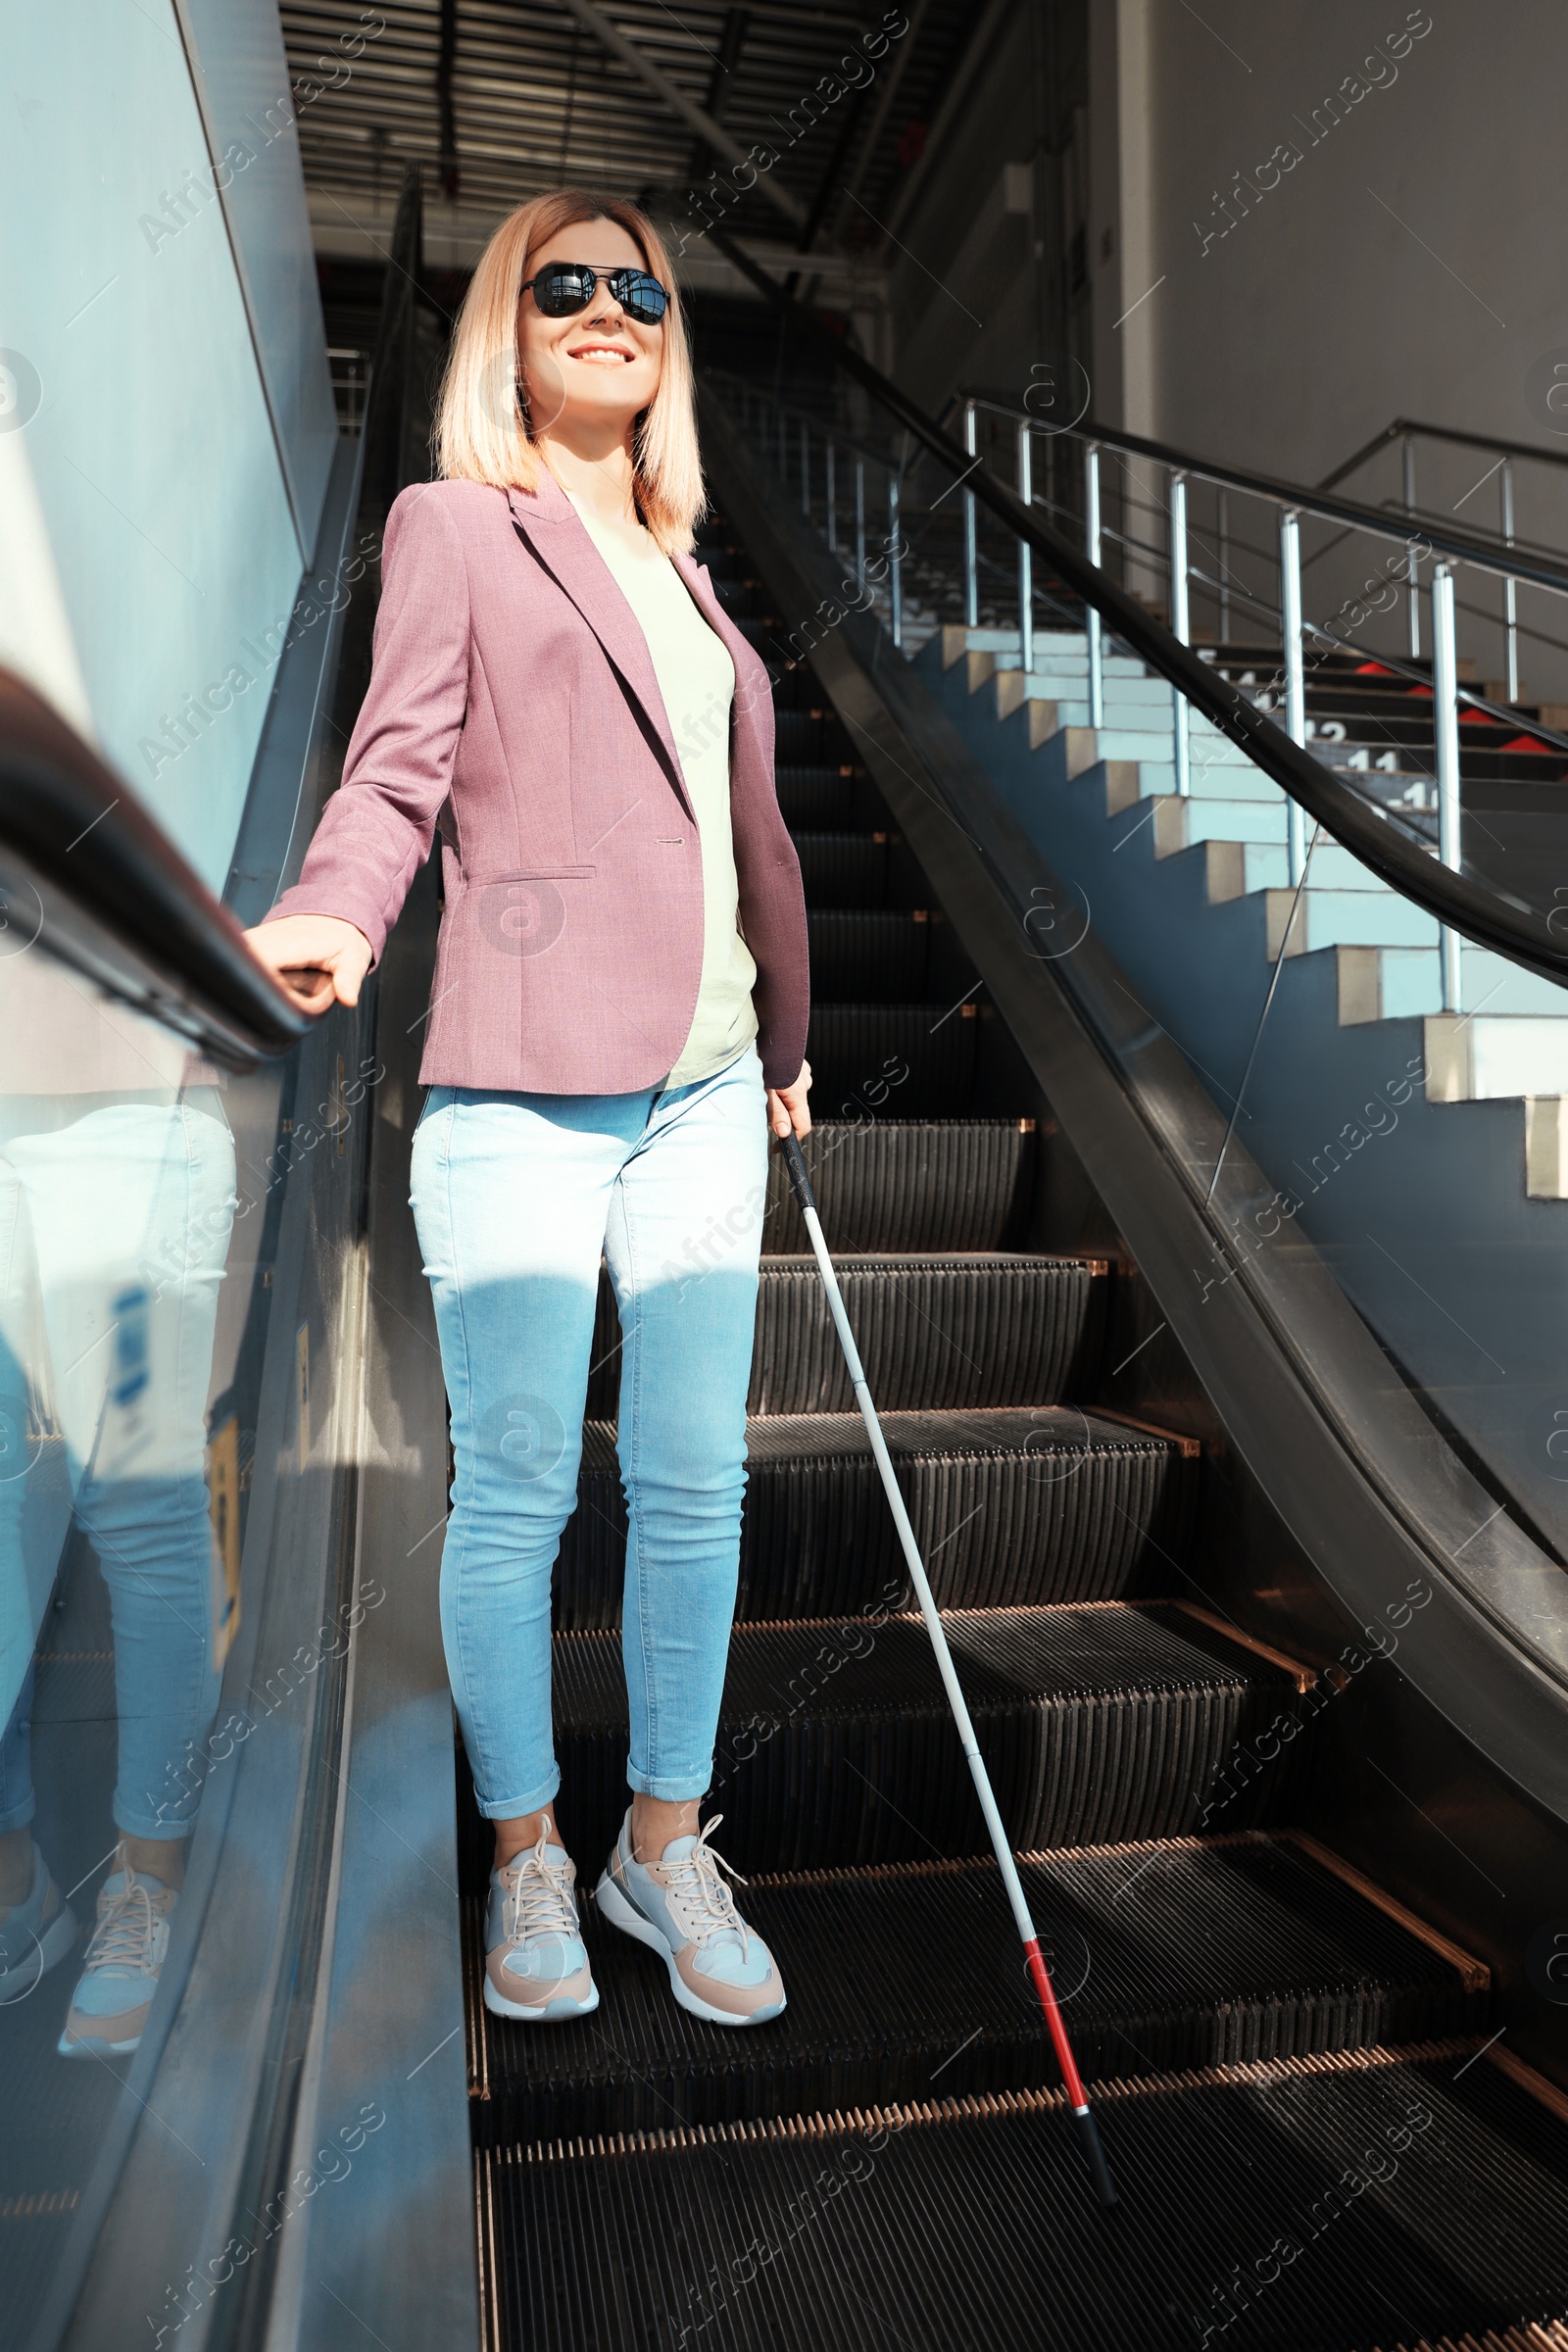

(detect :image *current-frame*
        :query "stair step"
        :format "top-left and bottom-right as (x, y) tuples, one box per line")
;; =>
(807, 908), (967, 1003)
(775, 710), (857, 766)
(774, 763), (879, 830)
(804, 1003), (981, 1116)
(480, 2049), (1568, 2352)
(589, 1253), (1104, 1419)
(466, 1834), (1490, 2143)
(548, 1602), (1305, 1871)
(558, 1405), (1195, 1627)
(761, 1118), (1038, 1253)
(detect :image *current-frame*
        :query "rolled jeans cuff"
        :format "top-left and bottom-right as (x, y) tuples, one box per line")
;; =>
(475, 1762), (562, 1823)
(625, 1762), (712, 1803)
(0, 1793), (36, 1837)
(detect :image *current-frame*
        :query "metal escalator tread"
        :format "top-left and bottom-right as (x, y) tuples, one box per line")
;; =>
(808, 908), (933, 1000)
(479, 2054), (1568, 2352)
(760, 1119), (1039, 1254)
(549, 1603), (1302, 1870)
(746, 1254), (1104, 1413)
(774, 764), (859, 828)
(586, 1251), (1104, 1418)
(793, 830), (892, 906)
(466, 1834), (1491, 2144)
(806, 1002), (979, 1115)
(559, 1407), (1194, 1626)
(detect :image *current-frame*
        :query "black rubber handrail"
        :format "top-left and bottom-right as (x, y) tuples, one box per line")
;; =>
(1320, 415), (1568, 491)
(0, 667), (314, 1064)
(707, 225), (1568, 989)
(955, 392), (1568, 598)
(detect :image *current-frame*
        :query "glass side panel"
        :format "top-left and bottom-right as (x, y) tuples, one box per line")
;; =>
(0, 941), (304, 2342)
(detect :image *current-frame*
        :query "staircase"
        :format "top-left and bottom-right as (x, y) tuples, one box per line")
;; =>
(464, 510), (1568, 2352)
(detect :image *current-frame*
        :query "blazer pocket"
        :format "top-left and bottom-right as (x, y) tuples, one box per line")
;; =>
(466, 864), (597, 883)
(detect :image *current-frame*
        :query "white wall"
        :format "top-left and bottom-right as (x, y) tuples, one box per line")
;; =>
(0, 1), (331, 896)
(1084, 0), (1568, 682)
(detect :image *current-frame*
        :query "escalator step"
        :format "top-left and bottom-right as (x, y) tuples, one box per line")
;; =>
(794, 831), (891, 907)
(807, 909), (933, 1001)
(774, 711), (849, 765)
(557, 1407), (1193, 1629)
(760, 1118), (1038, 1253)
(774, 763), (868, 828)
(467, 1834), (1491, 2143)
(747, 1255), (1104, 1414)
(586, 1253), (1104, 1419)
(479, 2051), (1568, 2352)
(806, 1003), (978, 1116)
(546, 1602), (1303, 1872)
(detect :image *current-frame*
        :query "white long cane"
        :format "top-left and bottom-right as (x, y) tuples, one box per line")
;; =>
(781, 1133), (1117, 2207)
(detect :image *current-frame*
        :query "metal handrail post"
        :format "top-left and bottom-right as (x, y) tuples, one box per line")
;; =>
(1501, 458), (1519, 703)
(855, 456), (866, 595)
(1016, 419), (1034, 674)
(1084, 441), (1103, 728)
(1402, 432), (1421, 659)
(1169, 469), (1190, 798)
(800, 420), (810, 519)
(1433, 563), (1463, 1010)
(1217, 486), (1230, 643)
(889, 470), (904, 650)
(1279, 509), (1307, 884)
(962, 400), (979, 629)
(826, 437), (838, 554)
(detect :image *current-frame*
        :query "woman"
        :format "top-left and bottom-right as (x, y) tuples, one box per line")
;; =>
(248, 191), (809, 2028)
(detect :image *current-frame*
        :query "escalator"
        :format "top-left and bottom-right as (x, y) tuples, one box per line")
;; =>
(9, 179), (1568, 2352)
(467, 489), (1568, 2352)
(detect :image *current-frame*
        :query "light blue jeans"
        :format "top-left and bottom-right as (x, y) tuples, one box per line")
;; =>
(0, 1092), (234, 1841)
(409, 1047), (768, 1821)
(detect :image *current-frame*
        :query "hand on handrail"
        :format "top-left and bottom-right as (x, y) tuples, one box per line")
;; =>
(245, 912), (373, 1014)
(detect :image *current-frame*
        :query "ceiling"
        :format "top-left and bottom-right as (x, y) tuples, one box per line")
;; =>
(279, 0), (981, 305)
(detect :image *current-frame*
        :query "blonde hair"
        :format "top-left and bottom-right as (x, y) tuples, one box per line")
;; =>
(434, 190), (706, 556)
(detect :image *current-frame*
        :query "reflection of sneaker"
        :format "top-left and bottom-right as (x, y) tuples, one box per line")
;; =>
(58, 1852), (177, 2058)
(484, 1830), (599, 2022)
(0, 1846), (77, 2004)
(596, 1812), (786, 2027)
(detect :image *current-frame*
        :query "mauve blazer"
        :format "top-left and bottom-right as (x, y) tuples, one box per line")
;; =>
(266, 466), (809, 1093)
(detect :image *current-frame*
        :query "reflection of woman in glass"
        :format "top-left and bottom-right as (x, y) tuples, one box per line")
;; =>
(249, 193), (809, 2027)
(0, 973), (235, 2052)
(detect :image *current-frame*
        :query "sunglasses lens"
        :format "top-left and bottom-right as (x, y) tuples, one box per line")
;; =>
(614, 272), (668, 323)
(535, 266), (594, 316)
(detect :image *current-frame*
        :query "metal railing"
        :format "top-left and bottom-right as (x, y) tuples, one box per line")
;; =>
(1319, 416), (1568, 702)
(953, 398), (1568, 960)
(704, 222), (1568, 1006)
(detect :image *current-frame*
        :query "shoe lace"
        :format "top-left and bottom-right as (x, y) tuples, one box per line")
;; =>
(503, 1830), (579, 1946)
(84, 1869), (163, 1976)
(660, 1817), (752, 1959)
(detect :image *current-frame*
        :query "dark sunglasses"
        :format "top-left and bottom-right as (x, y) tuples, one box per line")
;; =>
(520, 263), (668, 325)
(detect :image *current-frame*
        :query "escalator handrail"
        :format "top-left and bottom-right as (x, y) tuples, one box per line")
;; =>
(1319, 414), (1568, 491)
(955, 391), (1568, 598)
(0, 666), (314, 1063)
(705, 224), (1568, 991)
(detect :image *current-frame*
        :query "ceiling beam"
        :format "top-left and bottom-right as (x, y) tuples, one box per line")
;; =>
(550, 0), (807, 228)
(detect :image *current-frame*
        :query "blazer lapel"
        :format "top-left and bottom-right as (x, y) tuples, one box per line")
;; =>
(506, 478), (694, 818)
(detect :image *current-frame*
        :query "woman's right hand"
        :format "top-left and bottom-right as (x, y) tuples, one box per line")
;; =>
(244, 913), (374, 1015)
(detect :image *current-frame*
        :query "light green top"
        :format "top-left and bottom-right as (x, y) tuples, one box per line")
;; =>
(566, 493), (760, 1088)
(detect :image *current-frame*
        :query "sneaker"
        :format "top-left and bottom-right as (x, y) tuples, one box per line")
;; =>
(596, 1811), (786, 2027)
(0, 1845), (78, 2005)
(484, 1828), (599, 2022)
(59, 1849), (177, 2058)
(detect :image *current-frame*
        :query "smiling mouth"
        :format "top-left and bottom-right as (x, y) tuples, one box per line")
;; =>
(568, 345), (636, 364)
